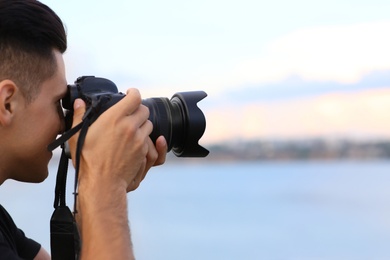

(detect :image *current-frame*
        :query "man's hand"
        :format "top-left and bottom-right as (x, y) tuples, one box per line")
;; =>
(67, 88), (167, 260)
(68, 88), (167, 191)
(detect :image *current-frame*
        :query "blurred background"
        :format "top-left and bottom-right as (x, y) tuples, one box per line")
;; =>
(53, 0), (390, 146)
(1, 0), (390, 259)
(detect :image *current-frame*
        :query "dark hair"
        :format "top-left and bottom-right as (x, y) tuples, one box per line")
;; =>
(0, 0), (67, 102)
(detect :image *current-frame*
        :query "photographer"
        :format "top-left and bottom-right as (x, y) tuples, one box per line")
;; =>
(0, 0), (167, 259)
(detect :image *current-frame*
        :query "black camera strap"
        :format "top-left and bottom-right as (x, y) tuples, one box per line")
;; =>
(50, 119), (88, 260)
(49, 96), (109, 260)
(50, 147), (80, 260)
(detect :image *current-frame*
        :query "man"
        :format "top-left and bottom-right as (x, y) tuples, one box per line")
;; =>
(0, 0), (167, 259)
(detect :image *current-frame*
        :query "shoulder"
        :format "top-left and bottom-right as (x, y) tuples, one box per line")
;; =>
(0, 204), (41, 259)
(0, 204), (13, 222)
(0, 204), (17, 240)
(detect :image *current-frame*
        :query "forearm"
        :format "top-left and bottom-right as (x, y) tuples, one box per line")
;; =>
(77, 176), (134, 260)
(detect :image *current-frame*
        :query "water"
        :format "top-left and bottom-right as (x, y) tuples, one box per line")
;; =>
(1, 160), (390, 259)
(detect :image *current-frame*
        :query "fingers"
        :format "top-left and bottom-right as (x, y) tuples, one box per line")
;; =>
(154, 136), (167, 166)
(126, 126), (155, 192)
(145, 137), (158, 171)
(126, 156), (147, 192)
(142, 135), (167, 174)
(126, 104), (150, 131)
(126, 136), (167, 192)
(108, 88), (143, 117)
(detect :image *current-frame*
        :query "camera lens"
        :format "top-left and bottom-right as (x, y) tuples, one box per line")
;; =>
(142, 91), (209, 157)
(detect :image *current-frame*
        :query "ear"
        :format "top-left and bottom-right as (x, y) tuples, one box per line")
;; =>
(0, 80), (19, 126)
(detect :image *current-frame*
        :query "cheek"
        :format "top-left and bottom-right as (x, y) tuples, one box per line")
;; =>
(45, 115), (62, 140)
(29, 114), (60, 147)
(22, 106), (63, 149)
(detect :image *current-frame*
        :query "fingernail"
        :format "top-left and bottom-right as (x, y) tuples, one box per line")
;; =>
(74, 99), (82, 109)
(160, 136), (167, 147)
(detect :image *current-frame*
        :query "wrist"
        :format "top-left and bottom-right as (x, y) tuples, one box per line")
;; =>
(76, 174), (132, 259)
(76, 164), (129, 223)
(77, 174), (128, 211)
(77, 158), (129, 192)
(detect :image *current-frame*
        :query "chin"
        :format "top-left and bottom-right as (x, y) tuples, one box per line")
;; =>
(14, 168), (49, 183)
(34, 169), (49, 183)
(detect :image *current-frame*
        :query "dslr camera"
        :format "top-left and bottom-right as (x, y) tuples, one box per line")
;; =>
(61, 76), (209, 157)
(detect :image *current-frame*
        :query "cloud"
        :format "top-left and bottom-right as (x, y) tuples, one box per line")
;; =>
(128, 20), (390, 98)
(224, 20), (390, 92)
(215, 69), (390, 105)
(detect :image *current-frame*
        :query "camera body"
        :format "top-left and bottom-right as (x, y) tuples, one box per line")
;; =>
(62, 76), (209, 157)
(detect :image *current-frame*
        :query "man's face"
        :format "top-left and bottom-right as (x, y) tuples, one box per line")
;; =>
(7, 50), (67, 183)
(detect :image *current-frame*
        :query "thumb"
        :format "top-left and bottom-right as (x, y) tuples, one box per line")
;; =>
(72, 98), (86, 128)
(68, 98), (86, 162)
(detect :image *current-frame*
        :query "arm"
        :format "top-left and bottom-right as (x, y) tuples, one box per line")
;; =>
(68, 89), (167, 260)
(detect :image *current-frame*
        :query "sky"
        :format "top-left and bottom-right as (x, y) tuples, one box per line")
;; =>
(41, 0), (390, 144)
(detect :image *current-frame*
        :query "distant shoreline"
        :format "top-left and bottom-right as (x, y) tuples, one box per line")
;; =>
(177, 138), (390, 162)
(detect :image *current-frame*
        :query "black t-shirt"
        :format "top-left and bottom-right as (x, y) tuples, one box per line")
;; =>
(0, 205), (41, 259)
